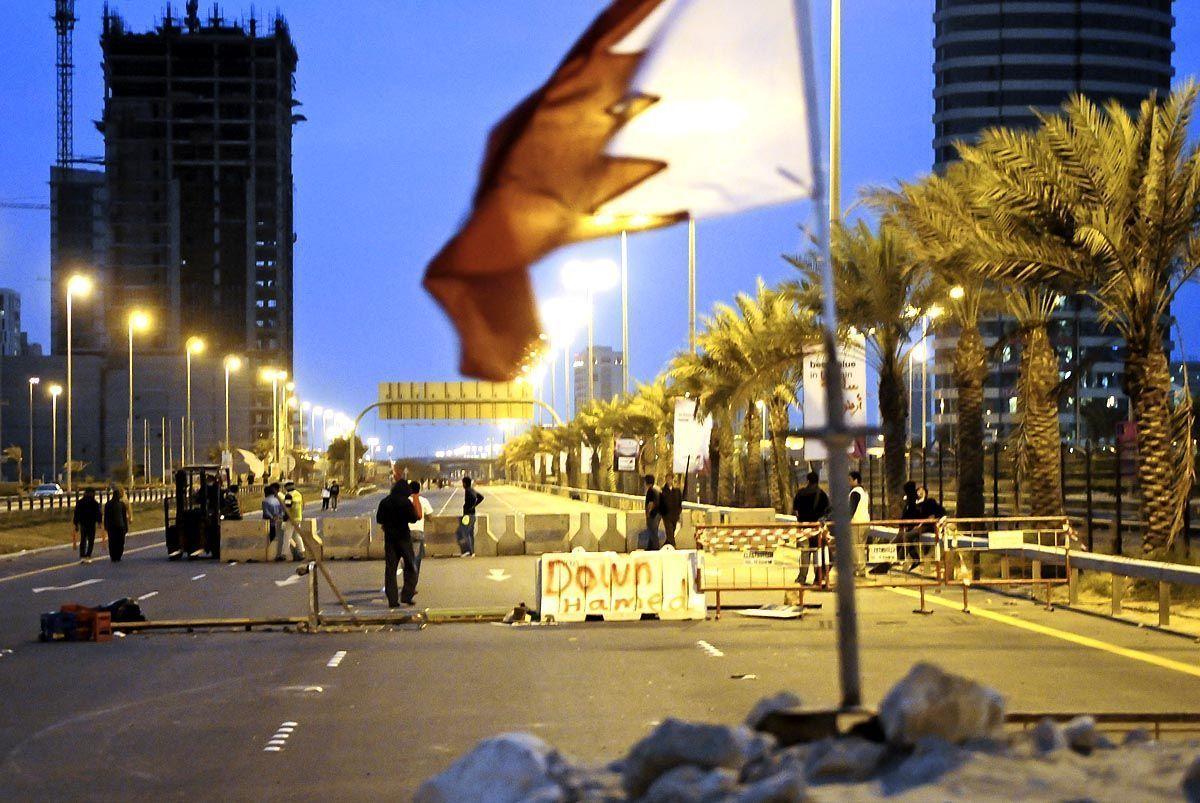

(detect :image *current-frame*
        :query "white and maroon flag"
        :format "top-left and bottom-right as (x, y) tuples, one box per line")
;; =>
(425, 0), (818, 380)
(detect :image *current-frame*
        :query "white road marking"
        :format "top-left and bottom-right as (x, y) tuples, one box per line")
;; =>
(136, 591), (159, 601)
(327, 650), (347, 668)
(263, 720), (299, 754)
(435, 488), (459, 516)
(32, 578), (104, 594)
(486, 569), (512, 582)
(191, 573), (206, 581)
(696, 640), (725, 658)
(274, 573), (303, 587)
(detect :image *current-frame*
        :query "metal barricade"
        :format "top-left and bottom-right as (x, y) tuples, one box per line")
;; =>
(694, 523), (827, 617)
(937, 516), (1074, 611)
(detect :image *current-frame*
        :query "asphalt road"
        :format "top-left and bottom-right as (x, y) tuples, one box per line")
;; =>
(3, 484), (1200, 800)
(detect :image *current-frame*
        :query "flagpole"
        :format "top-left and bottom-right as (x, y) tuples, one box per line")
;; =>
(688, 216), (697, 353)
(621, 229), (630, 394)
(829, 0), (841, 225)
(796, 0), (861, 711)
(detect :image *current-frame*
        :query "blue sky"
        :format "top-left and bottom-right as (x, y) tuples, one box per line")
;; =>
(4, 1), (1200, 455)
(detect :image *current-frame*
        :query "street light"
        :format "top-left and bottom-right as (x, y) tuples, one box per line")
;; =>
(948, 285), (965, 301)
(223, 355), (242, 459)
(301, 401), (313, 451)
(540, 295), (589, 419)
(127, 310), (151, 485)
(561, 258), (619, 407)
(27, 377), (40, 484)
(185, 336), (205, 465)
(259, 367), (283, 472)
(48, 384), (62, 483)
(64, 273), (93, 493)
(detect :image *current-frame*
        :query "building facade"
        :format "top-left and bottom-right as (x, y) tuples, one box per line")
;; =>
(930, 0), (1174, 444)
(38, 4), (300, 476)
(572, 346), (623, 415)
(0, 289), (25, 357)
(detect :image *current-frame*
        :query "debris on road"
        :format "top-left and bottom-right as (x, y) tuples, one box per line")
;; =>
(417, 662), (1200, 800)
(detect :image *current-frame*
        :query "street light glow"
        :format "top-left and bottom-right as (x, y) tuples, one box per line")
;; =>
(259, 366), (281, 383)
(48, 383), (62, 397)
(561, 258), (619, 294)
(539, 295), (589, 349)
(128, 309), (151, 332)
(66, 273), (93, 298)
(29, 376), (40, 386)
(949, 285), (966, 300)
(186, 336), (206, 355)
(224, 354), (243, 372)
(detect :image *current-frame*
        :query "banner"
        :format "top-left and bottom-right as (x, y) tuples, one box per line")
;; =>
(536, 550), (706, 622)
(672, 397), (712, 474)
(615, 437), (638, 473)
(802, 335), (867, 461)
(580, 443), (594, 475)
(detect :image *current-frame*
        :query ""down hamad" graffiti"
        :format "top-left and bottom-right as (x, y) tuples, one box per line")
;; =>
(536, 550), (705, 622)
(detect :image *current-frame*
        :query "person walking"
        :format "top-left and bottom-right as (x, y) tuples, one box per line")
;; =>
(643, 474), (662, 550)
(73, 489), (102, 562)
(659, 475), (684, 548)
(321, 483), (331, 511)
(410, 479), (433, 574)
(282, 480), (307, 561)
(262, 483), (287, 561)
(849, 471), (870, 524)
(792, 471), (831, 522)
(102, 486), (133, 562)
(329, 480), (340, 510)
(456, 476), (484, 556)
(376, 466), (420, 607)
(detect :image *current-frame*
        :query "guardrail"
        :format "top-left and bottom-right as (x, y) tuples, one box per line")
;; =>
(1, 483), (267, 517)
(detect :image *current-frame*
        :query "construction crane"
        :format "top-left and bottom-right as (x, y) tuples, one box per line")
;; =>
(52, 0), (77, 168)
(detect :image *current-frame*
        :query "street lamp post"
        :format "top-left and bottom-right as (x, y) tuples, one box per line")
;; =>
(561, 258), (618, 408)
(127, 310), (150, 485)
(223, 355), (242, 458)
(48, 384), (62, 483)
(65, 274), (93, 494)
(27, 376), (40, 484)
(185, 336), (205, 465)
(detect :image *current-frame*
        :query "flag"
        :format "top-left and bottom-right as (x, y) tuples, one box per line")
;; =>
(425, 0), (818, 380)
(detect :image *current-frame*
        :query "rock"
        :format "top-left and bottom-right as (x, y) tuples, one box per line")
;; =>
(745, 692), (802, 731)
(1032, 718), (1068, 754)
(641, 766), (738, 803)
(1062, 715), (1101, 754)
(882, 736), (968, 793)
(878, 663), (1005, 747)
(414, 733), (566, 803)
(623, 719), (762, 797)
(1123, 728), (1153, 746)
(1183, 755), (1200, 802)
(736, 767), (808, 803)
(804, 737), (888, 782)
(740, 745), (808, 785)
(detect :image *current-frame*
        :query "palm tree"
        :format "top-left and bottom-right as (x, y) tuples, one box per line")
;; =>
(790, 221), (935, 517)
(955, 87), (1200, 552)
(877, 165), (992, 518)
(1007, 290), (1065, 516)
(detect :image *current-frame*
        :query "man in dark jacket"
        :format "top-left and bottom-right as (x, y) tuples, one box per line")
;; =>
(376, 468), (420, 607)
(73, 489), (102, 561)
(456, 476), (484, 556)
(792, 471), (831, 522)
(659, 476), (685, 548)
(643, 474), (662, 550)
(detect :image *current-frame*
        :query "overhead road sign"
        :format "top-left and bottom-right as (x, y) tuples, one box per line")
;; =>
(378, 381), (534, 422)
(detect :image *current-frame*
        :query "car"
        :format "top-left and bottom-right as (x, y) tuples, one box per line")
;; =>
(30, 483), (65, 498)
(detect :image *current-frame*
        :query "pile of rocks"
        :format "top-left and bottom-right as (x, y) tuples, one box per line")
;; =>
(416, 662), (1200, 801)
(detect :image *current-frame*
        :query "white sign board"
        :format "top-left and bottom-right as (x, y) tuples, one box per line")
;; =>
(803, 334), (867, 461)
(580, 443), (594, 475)
(867, 544), (899, 564)
(536, 550), (705, 622)
(615, 437), (639, 473)
(987, 530), (1025, 550)
(672, 397), (712, 474)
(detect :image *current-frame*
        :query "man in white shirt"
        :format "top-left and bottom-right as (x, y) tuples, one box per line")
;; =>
(409, 480), (433, 573)
(849, 471), (871, 524)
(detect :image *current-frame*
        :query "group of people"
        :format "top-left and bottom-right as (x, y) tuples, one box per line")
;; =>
(641, 474), (685, 549)
(71, 487), (134, 563)
(261, 480), (308, 561)
(319, 481), (341, 510)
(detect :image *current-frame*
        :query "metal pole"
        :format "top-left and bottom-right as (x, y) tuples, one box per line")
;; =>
(621, 229), (629, 396)
(128, 322), (135, 485)
(272, 378), (280, 470)
(992, 442), (999, 517)
(160, 417), (166, 484)
(28, 379), (36, 483)
(185, 350), (193, 466)
(587, 289), (595, 406)
(1114, 452), (1123, 556)
(51, 393), (58, 484)
(65, 293), (73, 493)
(143, 418), (148, 485)
(224, 363), (231, 453)
(1084, 441), (1094, 552)
(688, 216), (697, 354)
(564, 347), (571, 419)
(829, 0), (841, 226)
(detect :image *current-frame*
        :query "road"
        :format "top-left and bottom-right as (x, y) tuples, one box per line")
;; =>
(2, 484), (1200, 799)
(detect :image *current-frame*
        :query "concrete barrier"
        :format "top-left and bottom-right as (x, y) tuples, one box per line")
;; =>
(536, 550), (705, 621)
(524, 513), (570, 555)
(473, 515), (498, 557)
(597, 512), (627, 553)
(673, 510), (702, 550)
(322, 516), (371, 559)
(497, 514), (525, 556)
(298, 519), (322, 563)
(222, 519), (270, 562)
(568, 512), (600, 552)
(720, 507), (779, 525)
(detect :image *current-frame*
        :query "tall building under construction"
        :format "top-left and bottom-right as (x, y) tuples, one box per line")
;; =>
(44, 3), (301, 473)
(929, 0), (1174, 445)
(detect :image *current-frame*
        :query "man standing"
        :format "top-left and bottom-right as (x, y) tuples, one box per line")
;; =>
(103, 487), (133, 562)
(282, 480), (307, 561)
(377, 466), (420, 607)
(329, 480), (340, 510)
(456, 476), (484, 557)
(792, 471), (831, 522)
(659, 475), (684, 548)
(321, 483), (331, 511)
(643, 474), (662, 550)
(409, 479), (433, 573)
(849, 471), (870, 524)
(73, 489), (102, 562)
(263, 483), (286, 561)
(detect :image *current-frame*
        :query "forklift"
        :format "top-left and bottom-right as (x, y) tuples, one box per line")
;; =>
(164, 465), (228, 560)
